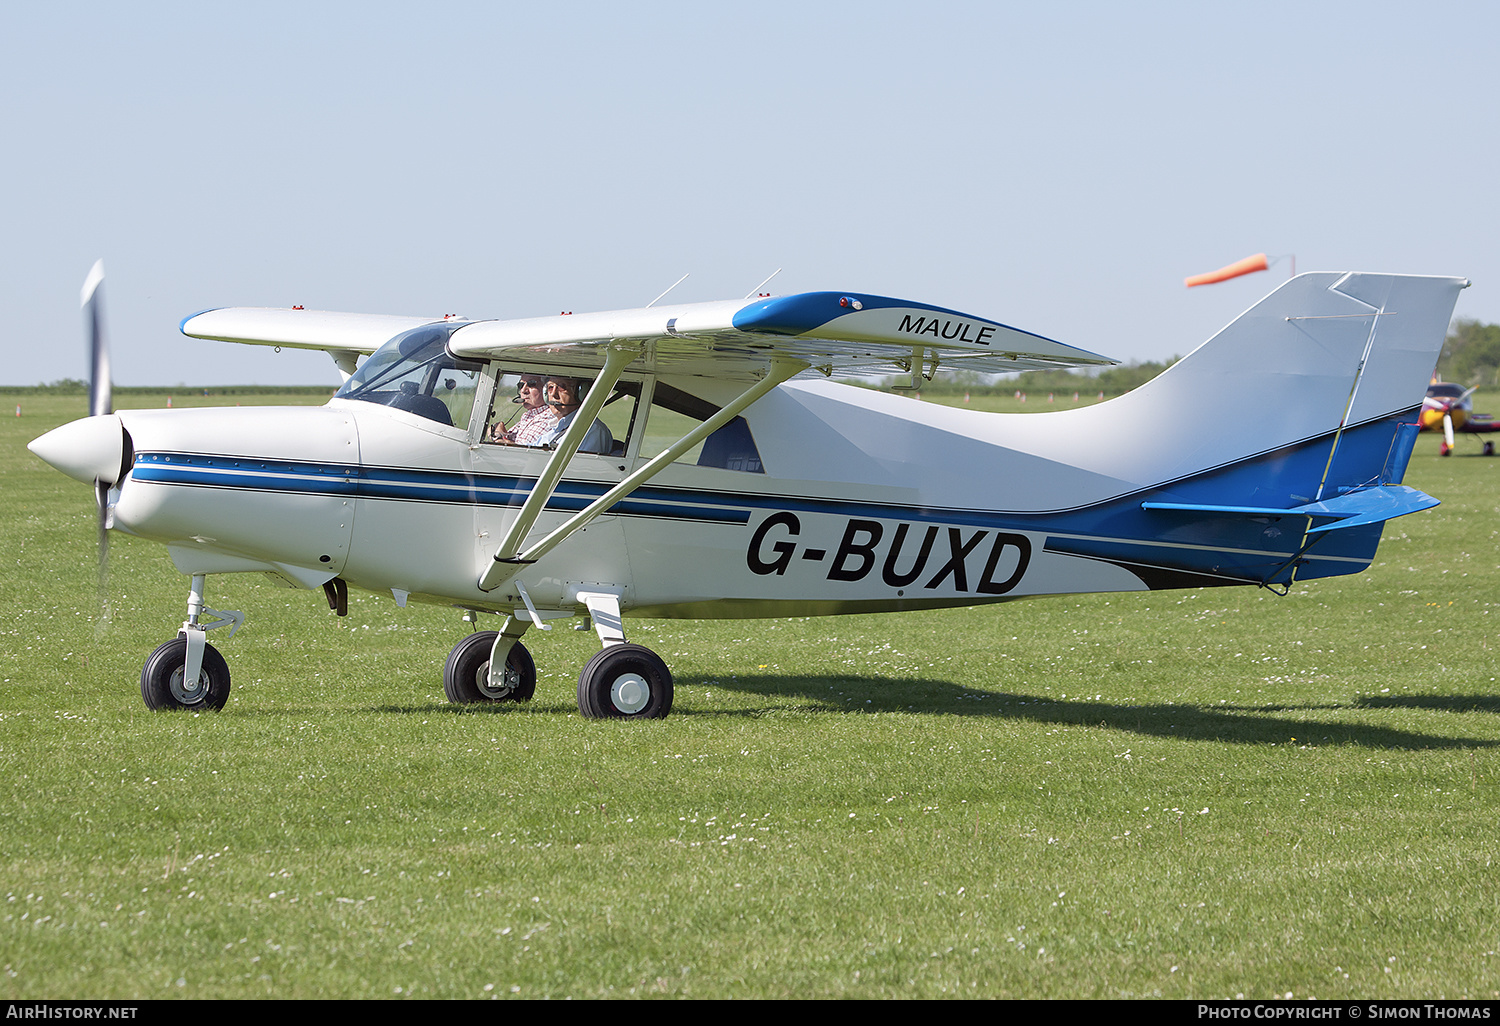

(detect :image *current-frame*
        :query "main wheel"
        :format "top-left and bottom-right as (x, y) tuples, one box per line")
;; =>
(140, 638), (231, 711)
(443, 631), (536, 704)
(577, 643), (673, 719)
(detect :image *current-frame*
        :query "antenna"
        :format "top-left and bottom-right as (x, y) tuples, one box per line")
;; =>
(646, 272), (690, 308)
(744, 268), (783, 299)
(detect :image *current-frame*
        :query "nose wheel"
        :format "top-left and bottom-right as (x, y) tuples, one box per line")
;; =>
(140, 638), (231, 711)
(139, 574), (241, 711)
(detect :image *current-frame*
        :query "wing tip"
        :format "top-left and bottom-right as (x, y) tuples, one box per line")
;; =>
(178, 308), (225, 337)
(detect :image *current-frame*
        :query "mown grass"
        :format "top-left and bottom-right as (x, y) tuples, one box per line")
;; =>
(2, 392), (1498, 999)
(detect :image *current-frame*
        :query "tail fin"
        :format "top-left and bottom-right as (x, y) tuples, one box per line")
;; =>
(775, 272), (1464, 591)
(1095, 272), (1467, 504)
(1083, 272), (1465, 587)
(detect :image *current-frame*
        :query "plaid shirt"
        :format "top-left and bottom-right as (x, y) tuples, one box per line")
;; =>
(507, 404), (557, 446)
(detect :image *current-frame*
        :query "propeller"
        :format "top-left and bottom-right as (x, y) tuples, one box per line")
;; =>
(81, 260), (113, 633)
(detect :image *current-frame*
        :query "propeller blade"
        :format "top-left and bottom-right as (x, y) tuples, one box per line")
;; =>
(82, 260), (110, 418)
(1444, 412), (1456, 450)
(95, 479), (111, 635)
(82, 260), (113, 632)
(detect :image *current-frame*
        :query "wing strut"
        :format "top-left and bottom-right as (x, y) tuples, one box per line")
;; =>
(478, 355), (807, 593)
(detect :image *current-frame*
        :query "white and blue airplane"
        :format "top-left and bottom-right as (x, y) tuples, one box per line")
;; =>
(28, 268), (1467, 719)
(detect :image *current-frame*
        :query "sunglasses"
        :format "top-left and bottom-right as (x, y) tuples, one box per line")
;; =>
(517, 379), (543, 390)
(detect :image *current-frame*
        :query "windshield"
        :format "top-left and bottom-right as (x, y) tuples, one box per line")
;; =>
(335, 324), (484, 428)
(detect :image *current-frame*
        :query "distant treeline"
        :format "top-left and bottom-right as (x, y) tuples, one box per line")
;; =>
(873, 358), (1181, 398)
(1438, 320), (1500, 387)
(1, 379), (337, 396)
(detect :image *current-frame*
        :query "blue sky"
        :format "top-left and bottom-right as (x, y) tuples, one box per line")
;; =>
(3, 2), (1496, 386)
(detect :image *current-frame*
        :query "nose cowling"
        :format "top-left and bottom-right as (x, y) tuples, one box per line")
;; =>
(27, 414), (131, 485)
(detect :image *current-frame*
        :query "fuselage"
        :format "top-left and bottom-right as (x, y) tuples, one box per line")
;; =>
(104, 371), (1402, 623)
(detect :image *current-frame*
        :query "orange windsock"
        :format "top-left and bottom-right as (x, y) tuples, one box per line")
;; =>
(1185, 253), (1269, 287)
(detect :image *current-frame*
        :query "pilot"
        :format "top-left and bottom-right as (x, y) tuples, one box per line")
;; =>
(538, 375), (614, 455)
(489, 374), (556, 445)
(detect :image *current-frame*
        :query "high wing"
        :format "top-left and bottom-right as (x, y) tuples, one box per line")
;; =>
(182, 293), (1116, 383)
(180, 308), (458, 380)
(445, 291), (1116, 380)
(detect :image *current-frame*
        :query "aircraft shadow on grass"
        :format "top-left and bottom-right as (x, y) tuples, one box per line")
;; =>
(682, 674), (1500, 751)
(1355, 693), (1500, 715)
(390, 674), (1500, 751)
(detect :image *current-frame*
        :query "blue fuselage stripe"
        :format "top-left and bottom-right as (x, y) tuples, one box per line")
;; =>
(130, 453), (755, 525)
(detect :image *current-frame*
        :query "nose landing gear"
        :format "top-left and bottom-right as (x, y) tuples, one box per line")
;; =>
(140, 574), (242, 711)
(141, 637), (230, 710)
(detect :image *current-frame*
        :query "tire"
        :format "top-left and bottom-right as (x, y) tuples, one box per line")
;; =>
(443, 631), (536, 704)
(576, 643), (673, 720)
(140, 638), (231, 711)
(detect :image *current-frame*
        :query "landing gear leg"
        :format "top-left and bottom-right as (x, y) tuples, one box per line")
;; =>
(139, 574), (243, 711)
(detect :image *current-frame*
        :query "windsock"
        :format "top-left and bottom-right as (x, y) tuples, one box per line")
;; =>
(1185, 253), (1269, 287)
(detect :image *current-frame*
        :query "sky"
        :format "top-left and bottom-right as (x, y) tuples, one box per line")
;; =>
(2, 1), (1497, 387)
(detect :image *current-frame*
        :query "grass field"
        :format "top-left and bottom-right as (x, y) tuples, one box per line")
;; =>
(3, 391), (1498, 999)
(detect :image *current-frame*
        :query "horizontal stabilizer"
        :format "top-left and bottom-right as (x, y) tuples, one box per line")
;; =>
(1296, 484), (1440, 533)
(1142, 484), (1438, 533)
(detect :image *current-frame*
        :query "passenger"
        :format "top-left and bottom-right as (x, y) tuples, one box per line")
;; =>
(489, 374), (556, 445)
(538, 375), (614, 455)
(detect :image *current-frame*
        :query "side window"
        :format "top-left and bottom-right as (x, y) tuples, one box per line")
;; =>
(640, 381), (763, 473)
(594, 380), (641, 456)
(486, 372), (550, 445)
(432, 364), (482, 430)
(485, 371), (640, 458)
